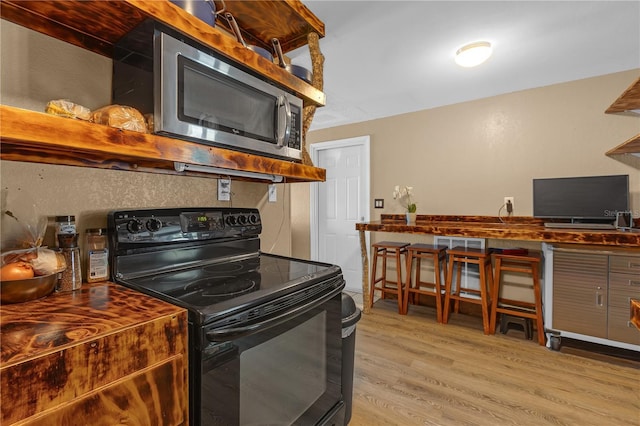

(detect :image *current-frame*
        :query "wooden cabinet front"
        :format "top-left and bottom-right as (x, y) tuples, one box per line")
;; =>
(0, 283), (188, 426)
(14, 358), (185, 426)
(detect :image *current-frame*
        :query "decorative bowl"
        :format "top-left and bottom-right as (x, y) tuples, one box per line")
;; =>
(1, 273), (58, 304)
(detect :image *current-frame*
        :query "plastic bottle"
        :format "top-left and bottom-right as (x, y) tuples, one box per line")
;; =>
(85, 228), (109, 283)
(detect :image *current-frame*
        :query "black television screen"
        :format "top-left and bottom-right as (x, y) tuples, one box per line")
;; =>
(533, 174), (629, 221)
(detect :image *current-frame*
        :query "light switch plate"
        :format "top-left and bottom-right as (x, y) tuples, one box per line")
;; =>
(374, 199), (384, 208)
(268, 184), (277, 202)
(218, 179), (231, 201)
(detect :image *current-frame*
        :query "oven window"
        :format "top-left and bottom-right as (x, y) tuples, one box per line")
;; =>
(178, 56), (276, 143)
(240, 311), (326, 424)
(198, 291), (343, 426)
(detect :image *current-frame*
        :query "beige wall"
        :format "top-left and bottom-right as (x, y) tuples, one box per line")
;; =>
(3, 21), (639, 264)
(292, 70), (640, 259)
(1, 21), (292, 257)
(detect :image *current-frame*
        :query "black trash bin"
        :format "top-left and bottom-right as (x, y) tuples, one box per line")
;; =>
(341, 293), (362, 426)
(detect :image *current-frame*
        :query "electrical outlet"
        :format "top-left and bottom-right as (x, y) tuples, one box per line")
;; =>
(504, 196), (514, 212)
(218, 179), (231, 201)
(268, 184), (277, 202)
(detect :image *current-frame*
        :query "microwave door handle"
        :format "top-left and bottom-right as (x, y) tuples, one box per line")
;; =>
(276, 95), (291, 148)
(205, 285), (342, 342)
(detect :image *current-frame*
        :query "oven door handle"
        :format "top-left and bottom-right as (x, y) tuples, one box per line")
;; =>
(206, 286), (342, 342)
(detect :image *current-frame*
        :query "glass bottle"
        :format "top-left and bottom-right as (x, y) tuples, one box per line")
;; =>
(57, 233), (82, 292)
(85, 228), (109, 283)
(55, 215), (76, 247)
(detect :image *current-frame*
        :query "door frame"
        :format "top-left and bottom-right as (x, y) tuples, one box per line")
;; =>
(309, 136), (371, 273)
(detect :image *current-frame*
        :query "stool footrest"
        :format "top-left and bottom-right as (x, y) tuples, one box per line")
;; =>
(496, 298), (536, 310)
(497, 265), (535, 274)
(495, 306), (537, 319)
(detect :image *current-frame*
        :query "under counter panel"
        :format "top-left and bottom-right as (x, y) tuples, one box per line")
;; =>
(0, 282), (189, 425)
(551, 251), (609, 339)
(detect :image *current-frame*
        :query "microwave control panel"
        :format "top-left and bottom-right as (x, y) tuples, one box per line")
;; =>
(288, 107), (301, 150)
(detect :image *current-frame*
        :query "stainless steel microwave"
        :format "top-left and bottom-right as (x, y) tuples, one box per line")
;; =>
(113, 25), (303, 161)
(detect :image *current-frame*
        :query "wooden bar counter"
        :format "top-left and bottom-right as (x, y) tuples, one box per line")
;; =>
(0, 282), (188, 425)
(356, 214), (640, 314)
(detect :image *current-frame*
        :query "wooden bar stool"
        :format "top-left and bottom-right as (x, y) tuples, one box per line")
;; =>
(490, 251), (545, 346)
(442, 247), (494, 334)
(369, 241), (409, 313)
(401, 244), (448, 322)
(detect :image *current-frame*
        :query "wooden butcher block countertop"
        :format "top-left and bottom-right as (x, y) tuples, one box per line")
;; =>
(356, 215), (640, 248)
(0, 282), (188, 426)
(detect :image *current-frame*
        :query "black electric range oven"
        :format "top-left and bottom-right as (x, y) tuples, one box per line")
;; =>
(108, 208), (346, 426)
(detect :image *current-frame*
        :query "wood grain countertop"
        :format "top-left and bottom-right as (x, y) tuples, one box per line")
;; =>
(632, 299), (640, 331)
(356, 215), (640, 248)
(0, 282), (186, 367)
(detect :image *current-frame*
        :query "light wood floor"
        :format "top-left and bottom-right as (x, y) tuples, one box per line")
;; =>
(348, 299), (639, 426)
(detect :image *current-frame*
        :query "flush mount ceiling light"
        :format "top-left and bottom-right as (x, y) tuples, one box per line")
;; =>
(455, 41), (493, 67)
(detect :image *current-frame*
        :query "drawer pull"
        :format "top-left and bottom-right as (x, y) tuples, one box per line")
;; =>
(629, 280), (640, 287)
(596, 288), (604, 307)
(629, 262), (640, 270)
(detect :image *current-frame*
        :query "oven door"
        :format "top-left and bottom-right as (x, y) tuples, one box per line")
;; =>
(194, 285), (345, 426)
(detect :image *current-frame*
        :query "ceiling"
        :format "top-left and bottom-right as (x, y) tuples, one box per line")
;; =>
(288, 1), (640, 131)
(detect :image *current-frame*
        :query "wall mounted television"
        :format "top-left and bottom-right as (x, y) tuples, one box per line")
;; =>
(533, 174), (629, 222)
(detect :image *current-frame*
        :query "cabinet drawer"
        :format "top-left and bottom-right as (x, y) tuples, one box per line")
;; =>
(608, 273), (640, 308)
(17, 356), (187, 426)
(1, 312), (187, 424)
(608, 305), (640, 345)
(609, 255), (640, 275)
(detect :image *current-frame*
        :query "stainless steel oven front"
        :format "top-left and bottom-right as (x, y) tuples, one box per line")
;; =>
(113, 25), (303, 161)
(194, 282), (345, 426)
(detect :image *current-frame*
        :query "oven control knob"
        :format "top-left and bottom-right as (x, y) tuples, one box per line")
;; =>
(126, 219), (143, 234)
(248, 214), (259, 224)
(146, 218), (162, 232)
(237, 215), (247, 225)
(225, 215), (237, 226)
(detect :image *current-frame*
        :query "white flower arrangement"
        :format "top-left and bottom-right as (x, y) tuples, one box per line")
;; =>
(393, 185), (416, 213)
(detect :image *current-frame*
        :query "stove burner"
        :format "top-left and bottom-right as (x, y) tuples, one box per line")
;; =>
(203, 262), (246, 275)
(164, 275), (259, 306)
(186, 275), (257, 298)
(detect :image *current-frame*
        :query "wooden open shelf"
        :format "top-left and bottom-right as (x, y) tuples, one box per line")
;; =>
(0, 0), (325, 107)
(606, 76), (640, 114)
(215, 0), (325, 53)
(0, 105), (326, 183)
(605, 75), (640, 157)
(0, 0), (328, 181)
(606, 133), (640, 156)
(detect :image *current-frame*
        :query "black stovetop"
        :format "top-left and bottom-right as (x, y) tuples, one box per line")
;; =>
(123, 251), (341, 325)
(109, 208), (343, 326)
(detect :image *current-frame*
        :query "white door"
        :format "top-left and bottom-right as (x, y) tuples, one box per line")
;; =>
(310, 136), (370, 293)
